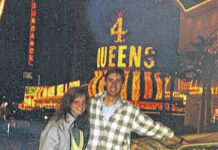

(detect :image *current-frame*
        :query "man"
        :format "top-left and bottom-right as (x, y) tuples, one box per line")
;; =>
(86, 67), (187, 150)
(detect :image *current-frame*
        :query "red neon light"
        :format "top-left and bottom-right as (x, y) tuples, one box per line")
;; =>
(30, 41), (34, 47)
(117, 11), (123, 18)
(31, 11), (36, 16)
(32, 2), (36, 9)
(28, 0), (37, 67)
(133, 101), (177, 111)
(30, 33), (34, 39)
(30, 25), (35, 32)
(29, 48), (34, 54)
(28, 55), (34, 62)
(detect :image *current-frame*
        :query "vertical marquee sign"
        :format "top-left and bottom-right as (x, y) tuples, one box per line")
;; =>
(28, 0), (37, 67)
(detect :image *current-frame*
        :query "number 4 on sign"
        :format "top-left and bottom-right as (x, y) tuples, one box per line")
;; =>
(110, 11), (128, 43)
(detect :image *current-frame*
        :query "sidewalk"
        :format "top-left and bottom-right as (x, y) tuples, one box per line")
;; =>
(0, 119), (46, 150)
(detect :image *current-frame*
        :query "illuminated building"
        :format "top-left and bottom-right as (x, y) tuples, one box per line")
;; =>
(175, 0), (218, 129)
(17, 0), (217, 131)
(88, 2), (184, 114)
(87, 0), (218, 130)
(18, 0), (89, 109)
(19, 80), (80, 110)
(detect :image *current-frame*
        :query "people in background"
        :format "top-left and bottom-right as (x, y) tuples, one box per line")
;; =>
(86, 67), (187, 150)
(39, 86), (90, 150)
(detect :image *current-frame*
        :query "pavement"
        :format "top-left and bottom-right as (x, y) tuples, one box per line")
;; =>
(0, 119), (170, 150)
(0, 120), (46, 150)
(1, 119), (167, 150)
(1, 119), (218, 150)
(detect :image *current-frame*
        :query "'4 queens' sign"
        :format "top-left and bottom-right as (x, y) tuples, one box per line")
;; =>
(97, 11), (156, 70)
(87, 0), (184, 110)
(87, 0), (181, 72)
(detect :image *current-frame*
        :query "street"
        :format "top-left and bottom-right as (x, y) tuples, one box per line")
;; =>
(0, 120), (46, 150)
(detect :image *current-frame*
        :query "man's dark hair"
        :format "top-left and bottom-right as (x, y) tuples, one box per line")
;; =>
(105, 67), (125, 83)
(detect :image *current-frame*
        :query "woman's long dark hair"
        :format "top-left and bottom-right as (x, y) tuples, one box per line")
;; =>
(53, 85), (89, 130)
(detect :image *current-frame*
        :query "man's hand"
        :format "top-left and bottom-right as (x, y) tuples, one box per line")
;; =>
(171, 135), (189, 145)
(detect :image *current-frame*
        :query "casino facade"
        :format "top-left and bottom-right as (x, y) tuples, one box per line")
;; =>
(11, 0), (217, 130)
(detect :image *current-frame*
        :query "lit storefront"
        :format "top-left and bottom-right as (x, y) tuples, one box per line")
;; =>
(18, 80), (80, 110)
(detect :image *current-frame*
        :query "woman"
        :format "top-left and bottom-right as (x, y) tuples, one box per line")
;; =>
(39, 86), (89, 150)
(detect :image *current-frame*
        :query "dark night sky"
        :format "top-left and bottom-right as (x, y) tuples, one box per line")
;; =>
(0, 0), (181, 102)
(0, 0), (97, 101)
(87, 0), (180, 72)
(34, 0), (97, 84)
(0, 1), (31, 101)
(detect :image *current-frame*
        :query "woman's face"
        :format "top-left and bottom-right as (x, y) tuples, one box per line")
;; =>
(71, 94), (87, 118)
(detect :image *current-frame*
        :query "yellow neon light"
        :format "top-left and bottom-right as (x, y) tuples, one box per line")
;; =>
(65, 83), (68, 93)
(154, 73), (162, 100)
(173, 92), (187, 105)
(108, 46), (116, 67)
(88, 73), (97, 96)
(144, 47), (155, 69)
(131, 71), (140, 102)
(0, 0), (5, 21)
(110, 11), (127, 43)
(175, 0), (215, 13)
(164, 77), (170, 97)
(120, 70), (130, 100)
(211, 87), (218, 95)
(42, 87), (48, 97)
(36, 87), (43, 99)
(19, 80), (80, 110)
(100, 46), (107, 68)
(69, 80), (80, 88)
(97, 47), (101, 68)
(189, 80), (203, 95)
(215, 107), (218, 117)
(129, 45), (142, 68)
(97, 45), (156, 69)
(158, 77), (188, 104)
(144, 72), (152, 99)
(117, 45), (127, 67)
(98, 76), (105, 93)
(89, 70), (104, 97)
(57, 84), (64, 97)
(48, 86), (55, 97)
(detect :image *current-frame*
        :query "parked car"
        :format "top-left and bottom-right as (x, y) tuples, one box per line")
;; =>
(178, 143), (218, 150)
(131, 132), (218, 150)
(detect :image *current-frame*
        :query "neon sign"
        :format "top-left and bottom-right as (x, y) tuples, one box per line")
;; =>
(28, 0), (37, 67)
(88, 11), (186, 111)
(19, 80), (80, 110)
(110, 11), (127, 43)
(174, 0), (215, 13)
(97, 45), (156, 69)
(89, 6), (218, 112)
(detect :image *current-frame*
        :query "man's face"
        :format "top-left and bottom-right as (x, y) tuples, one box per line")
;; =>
(105, 73), (123, 98)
